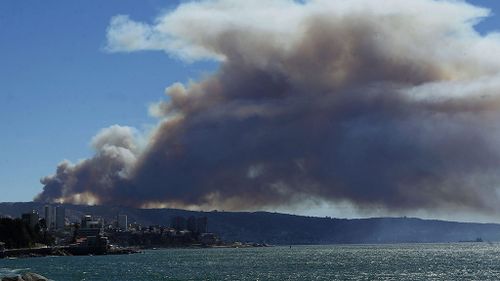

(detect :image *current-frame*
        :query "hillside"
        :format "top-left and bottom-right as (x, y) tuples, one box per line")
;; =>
(1, 202), (500, 244)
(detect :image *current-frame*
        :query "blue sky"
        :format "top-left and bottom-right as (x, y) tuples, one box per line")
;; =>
(0, 0), (499, 202)
(0, 0), (217, 201)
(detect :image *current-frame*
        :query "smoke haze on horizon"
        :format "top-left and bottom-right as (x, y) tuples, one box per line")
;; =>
(35, 0), (500, 217)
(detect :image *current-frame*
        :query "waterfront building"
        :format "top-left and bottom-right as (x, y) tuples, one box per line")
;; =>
(70, 234), (109, 255)
(118, 214), (128, 231)
(200, 233), (217, 245)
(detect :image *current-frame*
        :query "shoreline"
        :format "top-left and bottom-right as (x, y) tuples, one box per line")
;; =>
(1, 242), (491, 260)
(0, 242), (271, 259)
(0, 246), (141, 259)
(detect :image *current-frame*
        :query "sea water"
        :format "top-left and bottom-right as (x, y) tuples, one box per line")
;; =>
(1, 243), (500, 280)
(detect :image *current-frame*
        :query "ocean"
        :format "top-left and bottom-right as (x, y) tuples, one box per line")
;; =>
(1, 243), (500, 280)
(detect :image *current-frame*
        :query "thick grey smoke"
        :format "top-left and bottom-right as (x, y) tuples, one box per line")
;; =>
(36, 0), (500, 213)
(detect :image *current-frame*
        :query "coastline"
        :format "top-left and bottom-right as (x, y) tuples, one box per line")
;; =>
(0, 246), (140, 259)
(0, 242), (271, 259)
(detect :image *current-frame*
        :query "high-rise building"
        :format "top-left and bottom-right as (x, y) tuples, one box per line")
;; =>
(187, 216), (197, 232)
(55, 206), (65, 230)
(118, 214), (128, 231)
(171, 216), (187, 230)
(21, 210), (39, 229)
(44, 205), (56, 230)
(196, 217), (208, 233)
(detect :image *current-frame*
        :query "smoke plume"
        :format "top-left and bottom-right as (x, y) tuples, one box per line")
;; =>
(36, 0), (500, 213)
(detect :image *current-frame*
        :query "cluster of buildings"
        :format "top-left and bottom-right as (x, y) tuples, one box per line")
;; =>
(106, 215), (218, 247)
(171, 216), (208, 233)
(44, 205), (66, 230)
(12, 209), (108, 255)
(17, 207), (220, 252)
(169, 216), (217, 244)
(0, 206), (228, 257)
(20, 205), (66, 231)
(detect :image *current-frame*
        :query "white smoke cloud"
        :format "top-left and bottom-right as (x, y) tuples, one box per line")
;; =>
(38, 125), (141, 204)
(105, 0), (500, 74)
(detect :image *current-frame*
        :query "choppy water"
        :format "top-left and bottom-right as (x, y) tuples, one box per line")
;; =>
(2, 243), (500, 280)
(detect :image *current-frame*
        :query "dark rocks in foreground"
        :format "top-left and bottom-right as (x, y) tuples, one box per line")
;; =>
(1, 272), (49, 281)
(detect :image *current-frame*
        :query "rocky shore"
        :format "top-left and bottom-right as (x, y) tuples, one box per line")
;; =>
(0, 272), (49, 281)
(1, 246), (141, 259)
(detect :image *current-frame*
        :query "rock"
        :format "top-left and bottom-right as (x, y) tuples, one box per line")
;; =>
(0, 273), (49, 281)
(1, 276), (23, 281)
(20, 273), (49, 281)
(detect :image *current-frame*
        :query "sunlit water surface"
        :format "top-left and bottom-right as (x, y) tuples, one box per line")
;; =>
(1, 243), (500, 280)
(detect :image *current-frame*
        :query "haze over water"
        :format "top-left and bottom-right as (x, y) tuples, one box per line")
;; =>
(2, 244), (500, 280)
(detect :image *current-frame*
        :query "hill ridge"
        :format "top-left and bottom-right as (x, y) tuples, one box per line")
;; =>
(1, 202), (499, 244)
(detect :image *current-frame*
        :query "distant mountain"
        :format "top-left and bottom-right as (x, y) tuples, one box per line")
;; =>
(1, 202), (500, 245)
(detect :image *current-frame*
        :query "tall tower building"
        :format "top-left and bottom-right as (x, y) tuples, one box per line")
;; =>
(118, 214), (128, 231)
(187, 216), (197, 232)
(171, 216), (187, 230)
(21, 210), (39, 229)
(196, 217), (208, 233)
(55, 206), (66, 230)
(44, 205), (56, 230)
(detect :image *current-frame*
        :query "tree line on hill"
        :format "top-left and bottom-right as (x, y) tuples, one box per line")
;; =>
(0, 218), (53, 249)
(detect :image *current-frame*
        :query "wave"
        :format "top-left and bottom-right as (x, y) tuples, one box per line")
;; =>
(0, 267), (30, 277)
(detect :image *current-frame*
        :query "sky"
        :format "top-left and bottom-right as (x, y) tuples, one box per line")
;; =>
(3, 0), (500, 221)
(0, 0), (216, 201)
